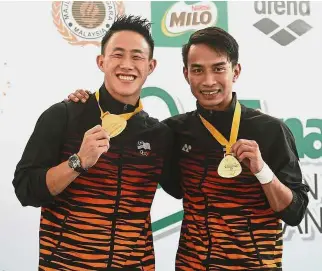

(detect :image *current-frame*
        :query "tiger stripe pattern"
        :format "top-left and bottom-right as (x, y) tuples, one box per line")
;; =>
(39, 135), (164, 270)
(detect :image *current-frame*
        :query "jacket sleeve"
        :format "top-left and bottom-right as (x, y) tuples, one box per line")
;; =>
(12, 102), (68, 207)
(158, 121), (183, 199)
(267, 122), (309, 226)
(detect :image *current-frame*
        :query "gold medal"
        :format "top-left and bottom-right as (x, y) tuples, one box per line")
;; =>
(95, 90), (143, 138)
(217, 154), (242, 178)
(199, 101), (242, 178)
(101, 114), (127, 138)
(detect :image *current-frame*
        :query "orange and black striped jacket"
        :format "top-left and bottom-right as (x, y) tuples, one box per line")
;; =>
(164, 93), (309, 271)
(13, 85), (180, 271)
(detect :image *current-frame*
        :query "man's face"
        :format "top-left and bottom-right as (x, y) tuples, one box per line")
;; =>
(184, 43), (241, 111)
(97, 30), (156, 103)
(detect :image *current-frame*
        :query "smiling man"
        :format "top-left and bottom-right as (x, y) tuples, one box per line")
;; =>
(12, 15), (180, 271)
(164, 27), (309, 270)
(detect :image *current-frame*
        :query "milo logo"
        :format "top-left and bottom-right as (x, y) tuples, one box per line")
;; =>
(151, 1), (228, 47)
(161, 1), (218, 37)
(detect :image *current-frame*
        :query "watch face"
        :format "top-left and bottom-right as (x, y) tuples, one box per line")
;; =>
(69, 154), (80, 169)
(71, 159), (78, 168)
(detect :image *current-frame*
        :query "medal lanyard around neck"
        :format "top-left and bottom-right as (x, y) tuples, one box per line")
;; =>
(95, 91), (143, 120)
(199, 101), (241, 154)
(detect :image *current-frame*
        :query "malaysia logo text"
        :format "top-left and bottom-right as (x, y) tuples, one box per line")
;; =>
(52, 1), (125, 46)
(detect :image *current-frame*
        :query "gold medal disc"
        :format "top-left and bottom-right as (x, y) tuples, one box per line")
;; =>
(217, 154), (242, 178)
(102, 114), (127, 138)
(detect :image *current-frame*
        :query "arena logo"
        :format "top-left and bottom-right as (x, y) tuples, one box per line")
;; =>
(52, 1), (125, 46)
(253, 1), (312, 46)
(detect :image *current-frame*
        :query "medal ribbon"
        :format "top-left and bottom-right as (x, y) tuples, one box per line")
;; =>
(95, 91), (143, 120)
(199, 101), (241, 154)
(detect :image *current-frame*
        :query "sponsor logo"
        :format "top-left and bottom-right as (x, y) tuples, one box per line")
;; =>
(253, 1), (312, 46)
(182, 144), (191, 153)
(151, 1), (228, 47)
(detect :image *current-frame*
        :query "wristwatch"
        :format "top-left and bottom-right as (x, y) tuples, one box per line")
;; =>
(68, 153), (87, 174)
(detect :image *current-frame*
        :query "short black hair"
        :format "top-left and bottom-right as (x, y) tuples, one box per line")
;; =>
(182, 27), (239, 68)
(101, 15), (154, 59)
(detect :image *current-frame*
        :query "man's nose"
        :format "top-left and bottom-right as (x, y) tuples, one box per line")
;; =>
(119, 56), (134, 70)
(202, 73), (217, 87)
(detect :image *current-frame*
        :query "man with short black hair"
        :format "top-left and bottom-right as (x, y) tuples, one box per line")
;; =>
(13, 15), (180, 270)
(166, 26), (309, 270)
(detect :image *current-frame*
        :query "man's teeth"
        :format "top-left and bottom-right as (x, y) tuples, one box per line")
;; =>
(201, 90), (220, 95)
(118, 75), (135, 81)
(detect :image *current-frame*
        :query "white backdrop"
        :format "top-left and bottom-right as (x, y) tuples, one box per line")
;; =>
(0, 1), (321, 270)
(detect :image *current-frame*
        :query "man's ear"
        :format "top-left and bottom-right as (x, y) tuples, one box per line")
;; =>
(232, 63), (241, 82)
(183, 66), (190, 84)
(96, 55), (104, 72)
(148, 59), (157, 75)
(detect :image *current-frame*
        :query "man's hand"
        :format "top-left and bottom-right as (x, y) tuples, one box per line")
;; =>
(231, 139), (296, 215)
(66, 89), (91, 103)
(231, 139), (264, 174)
(77, 125), (110, 169)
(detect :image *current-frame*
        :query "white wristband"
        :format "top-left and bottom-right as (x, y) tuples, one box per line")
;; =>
(254, 162), (274, 185)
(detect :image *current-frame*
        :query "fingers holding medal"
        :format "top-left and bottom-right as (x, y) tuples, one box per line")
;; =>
(231, 139), (264, 174)
(77, 125), (110, 169)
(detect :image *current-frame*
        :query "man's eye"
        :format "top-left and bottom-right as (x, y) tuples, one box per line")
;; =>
(133, 55), (143, 60)
(113, 54), (123, 58)
(214, 67), (225, 72)
(192, 69), (202, 74)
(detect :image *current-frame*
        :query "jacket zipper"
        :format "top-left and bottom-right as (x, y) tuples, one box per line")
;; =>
(200, 156), (211, 271)
(107, 148), (124, 267)
(46, 213), (68, 263)
(248, 217), (263, 266)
